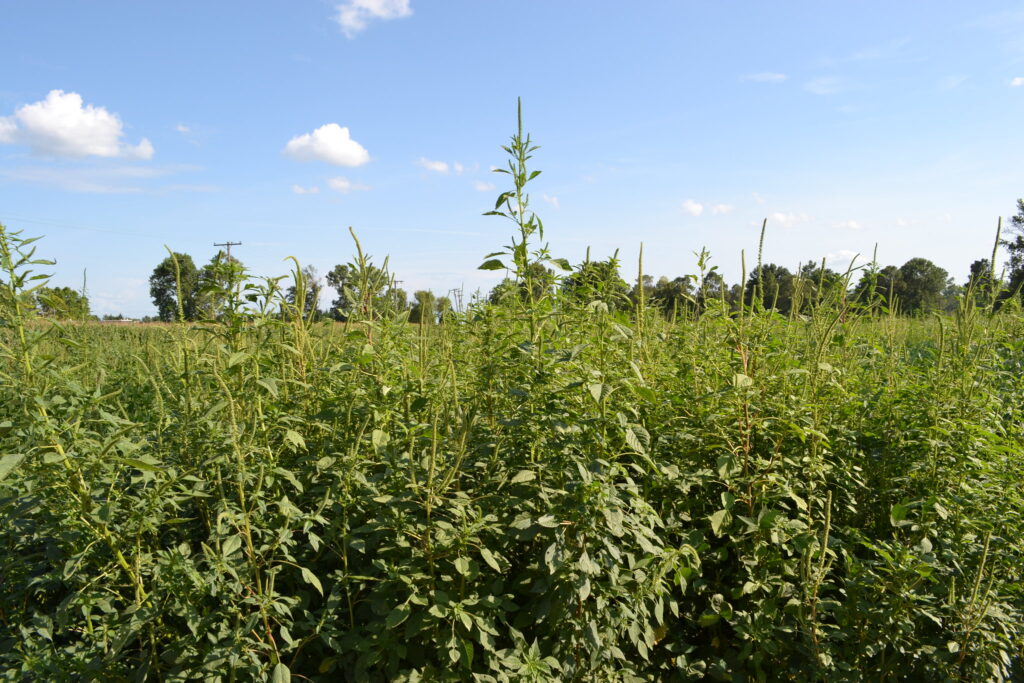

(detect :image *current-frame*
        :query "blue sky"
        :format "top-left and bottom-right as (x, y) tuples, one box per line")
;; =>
(1, 1), (1022, 317)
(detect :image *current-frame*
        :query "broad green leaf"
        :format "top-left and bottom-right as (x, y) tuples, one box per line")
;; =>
(479, 547), (501, 571)
(0, 453), (26, 481)
(270, 662), (291, 683)
(478, 259), (506, 271)
(386, 603), (410, 629)
(222, 536), (242, 557)
(123, 457), (161, 473)
(732, 373), (753, 388)
(510, 469), (536, 484)
(284, 429), (305, 451)
(301, 567), (323, 596)
(709, 509), (731, 536)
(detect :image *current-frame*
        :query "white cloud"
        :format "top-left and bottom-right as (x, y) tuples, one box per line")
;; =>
(0, 90), (153, 159)
(804, 77), (842, 95)
(542, 193), (560, 209)
(826, 250), (860, 267)
(833, 219), (862, 230)
(472, 180), (495, 192)
(175, 123), (191, 134)
(682, 199), (704, 216)
(711, 203), (734, 215)
(416, 157), (448, 173)
(453, 161), (464, 175)
(765, 211), (809, 227)
(742, 72), (788, 83)
(292, 184), (320, 195)
(335, 0), (412, 38)
(283, 123), (370, 167)
(327, 176), (370, 193)
(1012, 77), (1024, 87)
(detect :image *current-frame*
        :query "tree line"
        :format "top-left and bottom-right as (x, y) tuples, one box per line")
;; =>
(22, 200), (1024, 322)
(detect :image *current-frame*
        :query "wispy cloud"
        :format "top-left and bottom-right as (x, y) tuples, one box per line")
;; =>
(335, 0), (412, 38)
(711, 204), (734, 215)
(472, 180), (495, 192)
(542, 193), (560, 209)
(682, 199), (704, 216)
(804, 77), (842, 95)
(833, 220), (862, 230)
(1012, 77), (1024, 87)
(0, 164), (204, 194)
(764, 211), (809, 227)
(0, 90), (153, 159)
(175, 123), (191, 134)
(292, 184), (320, 195)
(825, 250), (860, 268)
(416, 157), (448, 173)
(327, 176), (370, 193)
(742, 72), (788, 83)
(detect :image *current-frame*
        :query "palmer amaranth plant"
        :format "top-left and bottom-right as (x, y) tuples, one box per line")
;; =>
(1, 105), (1023, 681)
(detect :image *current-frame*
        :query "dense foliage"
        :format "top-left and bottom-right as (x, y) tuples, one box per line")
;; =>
(2, 110), (1024, 681)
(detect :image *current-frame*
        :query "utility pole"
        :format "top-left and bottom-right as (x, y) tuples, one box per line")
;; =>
(213, 241), (242, 259)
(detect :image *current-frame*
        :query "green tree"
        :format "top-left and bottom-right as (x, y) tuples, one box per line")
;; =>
(792, 262), (843, 313)
(285, 265), (322, 320)
(1004, 199), (1024, 301)
(325, 261), (403, 321)
(409, 289), (436, 324)
(561, 257), (630, 309)
(964, 258), (995, 307)
(197, 251), (245, 319)
(853, 264), (900, 310)
(149, 252), (199, 322)
(35, 286), (90, 320)
(896, 257), (948, 314)
(436, 295), (453, 322)
(488, 263), (555, 305)
(649, 276), (694, 318)
(744, 263), (794, 314)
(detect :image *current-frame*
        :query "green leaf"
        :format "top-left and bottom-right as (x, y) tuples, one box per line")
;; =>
(0, 453), (26, 481)
(550, 257), (571, 271)
(301, 567), (323, 596)
(732, 373), (753, 388)
(480, 547), (501, 571)
(227, 351), (249, 368)
(123, 457), (161, 473)
(256, 377), (279, 397)
(453, 557), (471, 575)
(709, 509), (732, 536)
(478, 259), (506, 271)
(284, 429), (305, 451)
(270, 662), (291, 683)
(222, 536), (242, 557)
(386, 603), (410, 629)
(510, 469), (536, 484)
(890, 503), (911, 527)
